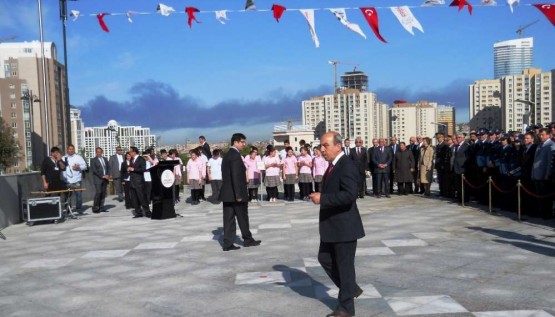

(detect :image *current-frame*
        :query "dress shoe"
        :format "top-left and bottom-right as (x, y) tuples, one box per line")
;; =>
(145, 212), (152, 218)
(354, 286), (363, 298)
(385, 195), (391, 198)
(244, 240), (261, 247)
(92, 210), (100, 214)
(326, 310), (352, 317)
(375, 195), (381, 198)
(132, 215), (143, 218)
(223, 245), (241, 251)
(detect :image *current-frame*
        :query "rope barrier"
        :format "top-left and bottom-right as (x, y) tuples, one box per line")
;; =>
(463, 177), (488, 190)
(518, 182), (555, 199)
(490, 179), (517, 194)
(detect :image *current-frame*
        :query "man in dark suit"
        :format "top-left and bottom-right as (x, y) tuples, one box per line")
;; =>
(219, 133), (261, 251)
(309, 131), (365, 317)
(108, 146), (124, 202)
(371, 138), (393, 198)
(389, 136), (399, 194)
(91, 147), (110, 213)
(452, 133), (469, 204)
(434, 133), (448, 196)
(342, 138), (352, 156)
(199, 135), (212, 159)
(408, 136), (420, 193)
(349, 137), (367, 198)
(367, 138), (379, 196)
(127, 146), (151, 218)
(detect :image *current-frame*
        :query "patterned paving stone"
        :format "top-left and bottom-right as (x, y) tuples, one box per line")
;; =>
(385, 295), (468, 315)
(82, 249), (130, 258)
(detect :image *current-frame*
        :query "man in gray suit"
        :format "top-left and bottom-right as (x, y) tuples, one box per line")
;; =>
(91, 147), (110, 213)
(532, 128), (554, 219)
(371, 138), (393, 198)
(108, 146), (124, 202)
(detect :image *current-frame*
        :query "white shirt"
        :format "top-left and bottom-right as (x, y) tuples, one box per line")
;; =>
(63, 153), (87, 184)
(207, 157), (223, 180)
(332, 151), (345, 166)
(144, 161), (152, 182)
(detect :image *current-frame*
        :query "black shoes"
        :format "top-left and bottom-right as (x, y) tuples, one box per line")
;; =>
(244, 240), (261, 247)
(223, 245), (241, 251)
(132, 214), (143, 218)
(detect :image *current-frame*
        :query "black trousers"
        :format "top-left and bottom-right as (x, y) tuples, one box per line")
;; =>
(210, 180), (222, 202)
(144, 181), (152, 204)
(318, 240), (359, 316)
(222, 202), (254, 248)
(376, 172), (389, 195)
(371, 171), (378, 195)
(358, 173), (366, 197)
(130, 183), (150, 216)
(454, 173), (469, 203)
(267, 186), (279, 199)
(299, 182), (312, 198)
(284, 184), (295, 200)
(93, 180), (108, 212)
(123, 181), (132, 208)
(436, 169), (444, 196)
(314, 181), (322, 193)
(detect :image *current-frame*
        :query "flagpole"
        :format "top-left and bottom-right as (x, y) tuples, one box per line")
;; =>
(37, 0), (50, 153)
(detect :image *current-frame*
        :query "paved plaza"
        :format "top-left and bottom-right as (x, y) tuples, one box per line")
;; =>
(1, 187), (554, 317)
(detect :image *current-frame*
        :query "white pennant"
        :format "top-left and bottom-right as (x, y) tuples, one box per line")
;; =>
(329, 8), (366, 39)
(70, 10), (80, 22)
(126, 11), (136, 23)
(215, 10), (229, 24)
(157, 3), (175, 16)
(391, 6), (424, 35)
(481, 0), (497, 5)
(507, 0), (520, 13)
(300, 9), (320, 48)
(421, 0), (445, 6)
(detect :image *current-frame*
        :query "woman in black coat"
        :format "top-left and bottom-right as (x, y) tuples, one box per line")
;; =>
(120, 152), (133, 209)
(393, 142), (415, 195)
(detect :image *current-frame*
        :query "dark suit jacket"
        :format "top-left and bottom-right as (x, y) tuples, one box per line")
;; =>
(521, 143), (537, 179)
(320, 154), (365, 243)
(129, 155), (146, 188)
(453, 142), (469, 175)
(91, 156), (110, 185)
(202, 142), (212, 159)
(219, 148), (248, 202)
(349, 147), (368, 174)
(368, 146), (378, 171)
(435, 142), (448, 171)
(371, 146), (392, 174)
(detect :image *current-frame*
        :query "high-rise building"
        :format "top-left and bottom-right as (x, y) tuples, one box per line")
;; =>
(70, 108), (85, 153)
(436, 105), (456, 135)
(83, 120), (156, 163)
(340, 71), (368, 92)
(468, 79), (502, 130)
(0, 78), (33, 173)
(0, 41), (69, 166)
(302, 88), (388, 144)
(390, 101), (438, 143)
(493, 37), (533, 79)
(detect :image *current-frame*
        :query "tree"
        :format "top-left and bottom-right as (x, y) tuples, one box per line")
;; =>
(0, 117), (20, 174)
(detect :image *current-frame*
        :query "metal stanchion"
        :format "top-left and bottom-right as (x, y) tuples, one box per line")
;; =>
(461, 173), (465, 207)
(517, 180), (521, 221)
(488, 176), (492, 214)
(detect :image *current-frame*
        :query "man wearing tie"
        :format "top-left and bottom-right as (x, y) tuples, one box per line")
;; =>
(109, 146), (125, 202)
(371, 138), (393, 198)
(128, 146), (151, 218)
(453, 133), (469, 204)
(349, 137), (368, 198)
(91, 147), (110, 213)
(309, 131), (365, 317)
(343, 138), (352, 156)
(389, 136), (399, 194)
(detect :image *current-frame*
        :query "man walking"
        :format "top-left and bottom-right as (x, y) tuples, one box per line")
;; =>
(219, 133), (261, 251)
(309, 131), (365, 317)
(109, 146), (125, 202)
(91, 147), (110, 213)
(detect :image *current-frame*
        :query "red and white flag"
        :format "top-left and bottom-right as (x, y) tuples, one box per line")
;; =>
(534, 4), (555, 26)
(360, 7), (387, 43)
(507, 0), (520, 13)
(329, 8), (366, 39)
(215, 10), (229, 24)
(450, 0), (473, 14)
(96, 13), (110, 32)
(300, 9), (319, 48)
(272, 4), (286, 22)
(185, 7), (201, 28)
(390, 6), (424, 35)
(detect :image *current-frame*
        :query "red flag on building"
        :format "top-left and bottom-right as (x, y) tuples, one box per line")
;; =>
(450, 0), (473, 15)
(271, 4), (286, 22)
(534, 4), (555, 26)
(359, 7), (387, 43)
(185, 7), (201, 28)
(96, 13), (110, 32)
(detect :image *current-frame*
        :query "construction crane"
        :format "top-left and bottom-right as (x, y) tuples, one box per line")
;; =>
(0, 35), (17, 43)
(328, 60), (359, 94)
(516, 20), (539, 38)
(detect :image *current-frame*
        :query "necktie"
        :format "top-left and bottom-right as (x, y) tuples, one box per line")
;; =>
(99, 157), (106, 175)
(323, 163), (334, 183)
(357, 147), (360, 156)
(381, 147), (384, 153)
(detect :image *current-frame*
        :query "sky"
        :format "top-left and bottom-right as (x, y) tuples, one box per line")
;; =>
(1, 0), (554, 144)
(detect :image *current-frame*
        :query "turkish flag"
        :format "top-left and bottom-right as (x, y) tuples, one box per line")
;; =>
(450, 0), (473, 15)
(185, 7), (201, 28)
(359, 7), (387, 43)
(272, 4), (286, 22)
(96, 13), (110, 32)
(534, 4), (555, 26)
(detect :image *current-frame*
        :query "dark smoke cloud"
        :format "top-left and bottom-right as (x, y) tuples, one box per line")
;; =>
(78, 80), (331, 129)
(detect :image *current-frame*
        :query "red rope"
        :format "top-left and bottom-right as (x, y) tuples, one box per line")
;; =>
(519, 183), (555, 199)
(463, 177), (488, 190)
(490, 179), (517, 194)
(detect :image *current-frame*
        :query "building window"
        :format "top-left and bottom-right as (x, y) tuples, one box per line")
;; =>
(11, 112), (16, 118)
(24, 48), (32, 53)
(11, 102), (16, 109)
(11, 122), (17, 128)
(9, 83), (15, 89)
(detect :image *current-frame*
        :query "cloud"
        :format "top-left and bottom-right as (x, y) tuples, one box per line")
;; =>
(78, 79), (330, 138)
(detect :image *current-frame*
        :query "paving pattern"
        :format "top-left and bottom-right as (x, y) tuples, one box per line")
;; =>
(1, 186), (554, 316)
